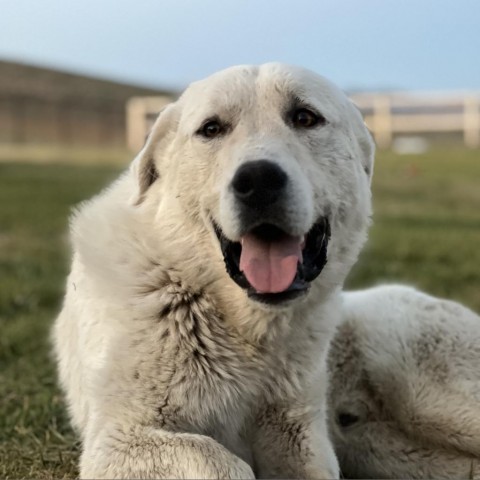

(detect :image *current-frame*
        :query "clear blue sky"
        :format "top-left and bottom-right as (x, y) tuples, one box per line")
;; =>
(1, 0), (479, 92)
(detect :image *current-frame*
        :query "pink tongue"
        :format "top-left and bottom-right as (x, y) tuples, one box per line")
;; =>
(239, 233), (303, 294)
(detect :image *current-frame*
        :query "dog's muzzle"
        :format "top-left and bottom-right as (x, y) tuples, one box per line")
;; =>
(214, 159), (330, 305)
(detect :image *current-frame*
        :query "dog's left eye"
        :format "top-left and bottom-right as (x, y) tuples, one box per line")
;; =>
(197, 119), (224, 139)
(291, 108), (325, 129)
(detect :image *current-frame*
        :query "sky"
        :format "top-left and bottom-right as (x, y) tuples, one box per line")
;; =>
(0, 0), (479, 93)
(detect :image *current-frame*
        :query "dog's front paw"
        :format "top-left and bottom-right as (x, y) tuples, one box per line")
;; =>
(189, 454), (255, 479)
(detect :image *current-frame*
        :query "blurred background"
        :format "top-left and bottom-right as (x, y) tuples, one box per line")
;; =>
(0, 0), (479, 477)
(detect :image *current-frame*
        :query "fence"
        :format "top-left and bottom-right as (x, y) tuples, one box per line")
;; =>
(351, 92), (480, 149)
(126, 96), (174, 151)
(125, 92), (480, 151)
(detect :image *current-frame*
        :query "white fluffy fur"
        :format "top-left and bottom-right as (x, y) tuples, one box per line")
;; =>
(53, 63), (374, 479)
(328, 285), (480, 479)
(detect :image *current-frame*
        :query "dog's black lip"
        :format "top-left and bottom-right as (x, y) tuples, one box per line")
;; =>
(249, 288), (307, 305)
(213, 218), (330, 305)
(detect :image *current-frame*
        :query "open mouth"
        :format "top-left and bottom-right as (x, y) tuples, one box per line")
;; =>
(214, 218), (330, 305)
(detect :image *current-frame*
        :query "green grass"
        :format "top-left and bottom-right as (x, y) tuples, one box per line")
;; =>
(0, 162), (123, 479)
(0, 148), (479, 478)
(348, 148), (480, 310)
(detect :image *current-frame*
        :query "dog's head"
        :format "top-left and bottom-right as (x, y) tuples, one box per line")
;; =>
(131, 63), (374, 307)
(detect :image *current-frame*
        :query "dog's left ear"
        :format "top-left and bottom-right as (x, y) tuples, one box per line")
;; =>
(130, 103), (178, 205)
(358, 128), (375, 182)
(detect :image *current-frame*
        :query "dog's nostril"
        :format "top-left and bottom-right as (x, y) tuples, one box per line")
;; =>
(232, 169), (255, 196)
(231, 160), (288, 206)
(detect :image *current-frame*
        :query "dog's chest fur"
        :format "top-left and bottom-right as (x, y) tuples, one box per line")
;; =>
(101, 279), (322, 459)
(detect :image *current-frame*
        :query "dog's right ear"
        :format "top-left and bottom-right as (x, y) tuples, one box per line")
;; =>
(130, 103), (177, 205)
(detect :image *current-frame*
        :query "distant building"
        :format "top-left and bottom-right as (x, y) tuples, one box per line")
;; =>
(0, 60), (176, 149)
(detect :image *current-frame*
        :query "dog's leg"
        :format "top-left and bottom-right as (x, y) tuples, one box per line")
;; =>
(80, 424), (255, 479)
(252, 404), (339, 479)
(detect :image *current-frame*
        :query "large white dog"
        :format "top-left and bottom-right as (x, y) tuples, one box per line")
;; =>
(328, 285), (480, 479)
(53, 63), (374, 479)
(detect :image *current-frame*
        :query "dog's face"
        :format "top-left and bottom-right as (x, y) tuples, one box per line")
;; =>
(133, 63), (374, 306)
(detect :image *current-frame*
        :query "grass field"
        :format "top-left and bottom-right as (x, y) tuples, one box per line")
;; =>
(1, 148), (479, 478)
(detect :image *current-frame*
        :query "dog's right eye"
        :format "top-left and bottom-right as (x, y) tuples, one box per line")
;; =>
(291, 107), (325, 129)
(197, 119), (224, 139)
(337, 412), (360, 428)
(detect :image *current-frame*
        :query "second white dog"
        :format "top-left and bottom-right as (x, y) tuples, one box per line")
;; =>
(329, 285), (480, 479)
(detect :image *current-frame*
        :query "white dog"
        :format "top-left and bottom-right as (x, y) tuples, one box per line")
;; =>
(53, 63), (374, 479)
(328, 285), (480, 479)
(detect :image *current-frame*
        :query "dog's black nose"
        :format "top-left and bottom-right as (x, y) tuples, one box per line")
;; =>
(231, 160), (288, 208)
